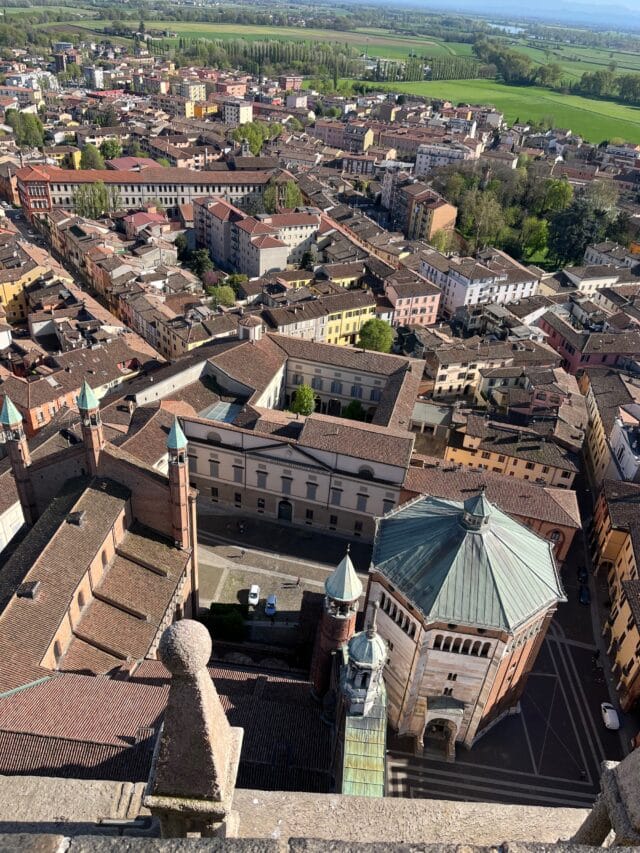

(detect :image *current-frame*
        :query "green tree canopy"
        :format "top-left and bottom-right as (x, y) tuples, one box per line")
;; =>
(548, 198), (608, 266)
(6, 110), (43, 148)
(342, 400), (366, 421)
(73, 182), (121, 219)
(99, 139), (122, 160)
(358, 318), (394, 353)
(80, 143), (105, 170)
(189, 248), (214, 278)
(459, 189), (505, 250)
(208, 285), (236, 308)
(290, 383), (316, 416)
(520, 216), (549, 259)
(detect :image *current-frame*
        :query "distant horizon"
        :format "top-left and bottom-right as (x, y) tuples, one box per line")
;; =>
(347, 0), (640, 33)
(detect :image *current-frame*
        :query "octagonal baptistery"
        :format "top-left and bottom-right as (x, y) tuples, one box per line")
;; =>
(366, 491), (566, 753)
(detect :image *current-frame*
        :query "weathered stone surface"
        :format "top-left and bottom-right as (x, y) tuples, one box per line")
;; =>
(234, 791), (590, 846)
(0, 836), (66, 853)
(68, 838), (280, 852)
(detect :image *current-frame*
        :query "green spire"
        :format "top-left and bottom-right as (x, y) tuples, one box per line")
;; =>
(167, 416), (187, 451)
(325, 546), (363, 603)
(77, 379), (99, 412)
(0, 395), (21, 427)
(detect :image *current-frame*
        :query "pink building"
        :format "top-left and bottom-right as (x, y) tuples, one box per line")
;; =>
(385, 273), (441, 327)
(537, 311), (640, 374)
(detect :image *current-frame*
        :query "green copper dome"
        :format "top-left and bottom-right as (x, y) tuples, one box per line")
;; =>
(372, 494), (566, 632)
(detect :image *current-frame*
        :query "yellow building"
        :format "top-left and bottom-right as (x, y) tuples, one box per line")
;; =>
(325, 293), (376, 346)
(43, 147), (81, 170)
(194, 102), (218, 119)
(444, 415), (578, 489)
(0, 240), (53, 323)
(592, 480), (640, 712)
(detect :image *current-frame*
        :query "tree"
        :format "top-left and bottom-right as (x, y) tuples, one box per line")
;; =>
(430, 229), (455, 253)
(283, 180), (302, 209)
(263, 182), (278, 213)
(72, 181), (121, 218)
(459, 189), (505, 249)
(299, 247), (317, 270)
(290, 383), (316, 416)
(358, 318), (394, 353)
(157, 157), (171, 168)
(584, 180), (619, 214)
(342, 400), (366, 421)
(208, 285), (236, 308)
(174, 232), (189, 261)
(189, 248), (213, 278)
(520, 216), (549, 259)
(541, 178), (574, 214)
(99, 139), (122, 160)
(224, 273), (248, 293)
(125, 139), (143, 157)
(6, 110), (43, 148)
(80, 143), (105, 170)
(548, 199), (608, 266)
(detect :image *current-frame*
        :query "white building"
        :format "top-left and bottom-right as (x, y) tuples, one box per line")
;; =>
(415, 141), (476, 176)
(223, 99), (253, 127)
(420, 248), (540, 319)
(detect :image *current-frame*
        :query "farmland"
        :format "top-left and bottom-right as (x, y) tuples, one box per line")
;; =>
(375, 79), (640, 143)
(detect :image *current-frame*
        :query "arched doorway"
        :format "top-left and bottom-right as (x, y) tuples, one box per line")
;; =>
(278, 500), (293, 522)
(423, 717), (458, 761)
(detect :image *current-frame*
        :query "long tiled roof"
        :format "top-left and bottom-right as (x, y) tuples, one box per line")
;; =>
(403, 459), (580, 529)
(373, 494), (566, 631)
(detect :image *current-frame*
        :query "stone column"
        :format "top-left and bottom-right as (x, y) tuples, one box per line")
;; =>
(143, 620), (243, 838)
(569, 753), (640, 847)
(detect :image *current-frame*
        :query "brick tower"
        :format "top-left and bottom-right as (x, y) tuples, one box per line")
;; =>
(77, 379), (104, 476)
(311, 546), (362, 699)
(167, 415), (190, 550)
(1, 395), (37, 526)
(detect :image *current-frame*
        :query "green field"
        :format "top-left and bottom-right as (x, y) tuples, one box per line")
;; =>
(80, 19), (470, 60)
(7, 4), (93, 13)
(376, 79), (640, 143)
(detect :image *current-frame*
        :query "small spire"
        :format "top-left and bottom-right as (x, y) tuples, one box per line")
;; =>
(77, 379), (99, 412)
(366, 600), (380, 639)
(0, 395), (21, 427)
(167, 415), (187, 451)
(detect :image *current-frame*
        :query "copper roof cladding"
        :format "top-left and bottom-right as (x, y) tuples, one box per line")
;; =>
(373, 495), (566, 632)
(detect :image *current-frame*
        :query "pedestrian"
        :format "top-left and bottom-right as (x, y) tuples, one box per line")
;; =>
(240, 548), (245, 561)
(296, 576), (300, 587)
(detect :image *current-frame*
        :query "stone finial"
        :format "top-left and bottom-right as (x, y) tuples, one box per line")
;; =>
(570, 750), (640, 846)
(144, 620), (243, 838)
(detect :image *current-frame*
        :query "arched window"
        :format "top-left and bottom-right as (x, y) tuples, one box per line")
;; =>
(379, 592), (386, 610)
(207, 431), (222, 444)
(409, 624), (416, 639)
(101, 550), (108, 569)
(358, 466), (374, 480)
(452, 637), (462, 653)
(390, 603), (396, 619)
(442, 636), (452, 652)
(462, 639), (471, 654)
(434, 634), (443, 650)
(481, 642), (491, 657)
(53, 640), (62, 664)
(471, 641), (481, 656)
(78, 590), (86, 609)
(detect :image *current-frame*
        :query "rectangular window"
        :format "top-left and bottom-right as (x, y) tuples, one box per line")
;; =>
(256, 471), (267, 489)
(370, 388), (381, 402)
(233, 466), (243, 483)
(305, 509), (314, 522)
(281, 477), (292, 495)
(356, 493), (368, 512)
(354, 521), (363, 535)
(481, 451), (490, 460)
(351, 385), (363, 399)
(331, 380), (342, 394)
(447, 672), (458, 681)
(257, 497), (265, 511)
(306, 482), (318, 500)
(560, 471), (571, 479)
(311, 376), (323, 391)
(329, 514), (338, 529)
(209, 460), (219, 478)
(210, 487), (218, 501)
(234, 492), (242, 506)
(382, 499), (395, 514)
(330, 488), (342, 506)
(525, 462), (535, 470)
(443, 686), (453, 696)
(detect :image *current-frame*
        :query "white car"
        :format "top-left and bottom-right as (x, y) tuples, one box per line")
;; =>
(601, 702), (621, 730)
(248, 584), (260, 607)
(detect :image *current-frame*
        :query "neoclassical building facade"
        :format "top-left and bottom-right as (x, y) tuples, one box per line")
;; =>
(365, 491), (566, 757)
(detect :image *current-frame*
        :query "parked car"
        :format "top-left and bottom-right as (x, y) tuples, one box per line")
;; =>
(248, 584), (260, 607)
(578, 584), (591, 605)
(265, 594), (277, 617)
(601, 702), (621, 731)
(577, 566), (588, 583)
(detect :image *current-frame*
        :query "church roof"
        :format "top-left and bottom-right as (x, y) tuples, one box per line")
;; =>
(325, 549), (362, 603)
(0, 395), (21, 427)
(372, 495), (566, 632)
(77, 380), (99, 411)
(167, 416), (187, 450)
